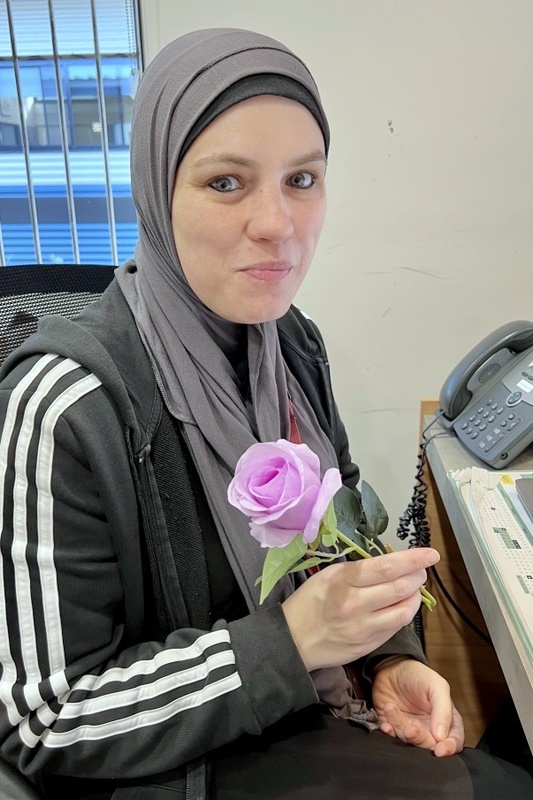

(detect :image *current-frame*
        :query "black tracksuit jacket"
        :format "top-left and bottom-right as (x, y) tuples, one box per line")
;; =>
(0, 280), (424, 797)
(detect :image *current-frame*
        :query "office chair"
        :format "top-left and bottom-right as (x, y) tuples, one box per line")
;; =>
(0, 263), (116, 365)
(0, 262), (116, 799)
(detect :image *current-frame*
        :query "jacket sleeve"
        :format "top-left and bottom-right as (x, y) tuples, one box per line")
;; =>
(0, 355), (317, 783)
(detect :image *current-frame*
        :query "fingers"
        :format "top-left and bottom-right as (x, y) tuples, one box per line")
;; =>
(433, 737), (460, 757)
(380, 720), (395, 737)
(281, 548), (440, 672)
(320, 558), (426, 628)
(343, 548), (440, 589)
(379, 698), (465, 757)
(428, 677), (453, 743)
(378, 568), (428, 607)
(434, 709), (465, 757)
(336, 559), (430, 621)
(367, 587), (423, 632)
(427, 675), (465, 754)
(380, 703), (437, 750)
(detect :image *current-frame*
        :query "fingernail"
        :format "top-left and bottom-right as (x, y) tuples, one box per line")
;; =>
(427, 550), (440, 565)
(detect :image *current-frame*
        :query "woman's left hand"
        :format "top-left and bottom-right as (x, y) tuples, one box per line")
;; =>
(372, 658), (465, 757)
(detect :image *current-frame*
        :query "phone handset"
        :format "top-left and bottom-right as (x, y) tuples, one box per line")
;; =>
(438, 320), (533, 424)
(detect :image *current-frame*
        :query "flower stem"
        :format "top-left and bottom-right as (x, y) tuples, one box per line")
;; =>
(305, 548), (338, 558)
(420, 585), (437, 609)
(336, 530), (371, 559)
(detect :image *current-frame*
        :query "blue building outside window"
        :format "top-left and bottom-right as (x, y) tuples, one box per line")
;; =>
(0, 0), (141, 266)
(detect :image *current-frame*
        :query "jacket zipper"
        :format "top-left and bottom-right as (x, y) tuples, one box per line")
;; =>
(125, 428), (179, 635)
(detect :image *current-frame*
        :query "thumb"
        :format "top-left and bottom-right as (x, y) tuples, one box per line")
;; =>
(429, 682), (453, 741)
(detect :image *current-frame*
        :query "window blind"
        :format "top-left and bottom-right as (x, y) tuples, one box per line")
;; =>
(0, 0), (141, 266)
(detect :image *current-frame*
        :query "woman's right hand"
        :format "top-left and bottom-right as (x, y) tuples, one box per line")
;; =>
(281, 548), (440, 671)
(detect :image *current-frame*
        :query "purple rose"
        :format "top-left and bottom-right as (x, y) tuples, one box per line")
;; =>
(227, 439), (342, 548)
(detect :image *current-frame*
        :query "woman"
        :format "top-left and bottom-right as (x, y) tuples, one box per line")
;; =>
(0, 27), (531, 800)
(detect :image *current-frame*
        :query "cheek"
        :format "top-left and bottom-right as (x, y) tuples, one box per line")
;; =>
(301, 202), (327, 253)
(173, 208), (228, 272)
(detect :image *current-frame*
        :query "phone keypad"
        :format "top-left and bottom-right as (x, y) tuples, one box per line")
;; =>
(459, 398), (521, 454)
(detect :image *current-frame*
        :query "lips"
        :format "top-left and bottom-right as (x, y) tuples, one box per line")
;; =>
(240, 261), (292, 283)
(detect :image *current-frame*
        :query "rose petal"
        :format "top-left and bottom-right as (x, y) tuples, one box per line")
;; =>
(273, 439), (321, 476)
(249, 521), (302, 548)
(249, 461), (291, 505)
(235, 467), (305, 522)
(228, 439), (331, 544)
(255, 485), (316, 530)
(302, 468), (343, 543)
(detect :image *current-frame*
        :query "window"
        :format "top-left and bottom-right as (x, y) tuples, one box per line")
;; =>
(0, 0), (141, 266)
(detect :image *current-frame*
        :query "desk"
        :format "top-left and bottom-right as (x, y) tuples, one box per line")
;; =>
(420, 400), (533, 750)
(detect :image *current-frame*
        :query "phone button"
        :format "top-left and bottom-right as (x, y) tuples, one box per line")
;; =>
(480, 433), (506, 453)
(506, 391), (522, 407)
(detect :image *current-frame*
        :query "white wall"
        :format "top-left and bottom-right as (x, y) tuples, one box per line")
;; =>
(139, 0), (533, 544)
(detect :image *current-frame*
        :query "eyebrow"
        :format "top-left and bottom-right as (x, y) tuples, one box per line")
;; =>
(190, 150), (327, 170)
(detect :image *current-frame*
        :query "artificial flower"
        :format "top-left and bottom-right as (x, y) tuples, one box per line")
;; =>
(227, 439), (342, 548)
(228, 439), (437, 611)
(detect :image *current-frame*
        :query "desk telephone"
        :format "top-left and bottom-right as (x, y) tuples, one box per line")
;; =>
(438, 320), (533, 468)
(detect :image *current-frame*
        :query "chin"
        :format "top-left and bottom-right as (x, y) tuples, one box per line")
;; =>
(241, 301), (293, 325)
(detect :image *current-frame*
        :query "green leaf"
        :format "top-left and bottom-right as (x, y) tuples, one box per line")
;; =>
(320, 530), (338, 548)
(333, 484), (362, 538)
(361, 480), (389, 539)
(321, 499), (338, 537)
(256, 535), (307, 603)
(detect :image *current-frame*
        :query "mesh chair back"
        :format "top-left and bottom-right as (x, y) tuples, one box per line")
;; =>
(0, 264), (116, 365)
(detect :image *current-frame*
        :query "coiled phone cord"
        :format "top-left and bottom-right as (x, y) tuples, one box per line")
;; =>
(396, 411), (492, 649)
(396, 412), (444, 547)
(396, 422), (435, 648)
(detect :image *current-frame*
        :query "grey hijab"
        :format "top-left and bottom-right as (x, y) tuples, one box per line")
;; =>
(116, 28), (374, 720)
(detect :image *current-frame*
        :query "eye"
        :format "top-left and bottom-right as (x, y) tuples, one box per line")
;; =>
(208, 175), (241, 193)
(288, 171), (315, 189)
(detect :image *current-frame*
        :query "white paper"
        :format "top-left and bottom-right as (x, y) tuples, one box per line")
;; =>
(449, 468), (533, 652)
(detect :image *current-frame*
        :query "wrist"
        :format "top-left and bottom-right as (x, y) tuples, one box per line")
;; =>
(372, 654), (412, 678)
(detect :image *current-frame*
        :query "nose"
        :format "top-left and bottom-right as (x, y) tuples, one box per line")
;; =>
(246, 185), (294, 243)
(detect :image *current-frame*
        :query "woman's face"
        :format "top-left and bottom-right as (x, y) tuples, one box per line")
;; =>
(171, 95), (327, 324)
